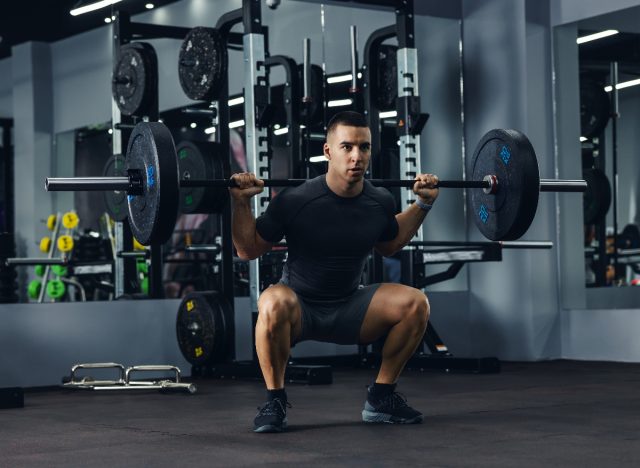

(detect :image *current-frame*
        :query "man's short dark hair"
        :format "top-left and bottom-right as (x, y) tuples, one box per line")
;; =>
(326, 111), (368, 137)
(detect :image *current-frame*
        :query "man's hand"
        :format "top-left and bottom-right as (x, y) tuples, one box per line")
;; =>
(413, 173), (439, 205)
(230, 172), (265, 200)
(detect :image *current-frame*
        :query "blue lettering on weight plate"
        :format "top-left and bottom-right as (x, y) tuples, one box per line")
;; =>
(478, 204), (489, 224)
(500, 145), (511, 165)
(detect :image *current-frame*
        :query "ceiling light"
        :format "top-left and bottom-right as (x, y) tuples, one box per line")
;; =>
(309, 155), (328, 163)
(228, 96), (244, 106)
(327, 74), (352, 84)
(576, 29), (619, 45)
(379, 110), (397, 119)
(229, 120), (245, 129)
(108, 129), (113, 134)
(70, 0), (122, 16)
(104, 17), (112, 23)
(327, 99), (353, 108)
(579, 136), (587, 142)
(145, 3), (155, 9)
(273, 127), (289, 135)
(190, 122), (197, 129)
(204, 126), (216, 134)
(604, 78), (640, 92)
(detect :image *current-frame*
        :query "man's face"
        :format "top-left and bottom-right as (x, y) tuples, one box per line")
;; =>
(324, 124), (372, 184)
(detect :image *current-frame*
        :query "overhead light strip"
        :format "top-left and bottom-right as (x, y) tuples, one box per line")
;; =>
(309, 155), (328, 163)
(576, 29), (619, 45)
(70, 0), (122, 16)
(604, 78), (640, 92)
(327, 74), (352, 84)
(327, 99), (353, 108)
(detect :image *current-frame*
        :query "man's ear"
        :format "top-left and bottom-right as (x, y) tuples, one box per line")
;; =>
(323, 143), (331, 160)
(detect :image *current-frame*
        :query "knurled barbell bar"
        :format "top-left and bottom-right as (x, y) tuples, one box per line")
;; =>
(45, 122), (586, 245)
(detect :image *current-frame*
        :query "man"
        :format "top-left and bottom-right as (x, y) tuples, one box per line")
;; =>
(231, 111), (438, 433)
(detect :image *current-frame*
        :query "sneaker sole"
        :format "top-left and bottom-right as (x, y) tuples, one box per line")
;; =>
(362, 410), (423, 424)
(253, 421), (288, 433)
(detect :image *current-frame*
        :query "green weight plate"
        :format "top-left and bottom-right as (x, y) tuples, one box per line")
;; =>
(176, 140), (230, 214)
(51, 265), (68, 277)
(112, 42), (158, 116)
(34, 264), (45, 277)
(140, 276), (149, 295)
(126, 122), (180, 246)
(103, 154), (128, 222)
(582, 168), (611, 225)
(178, 27), (227, 102)
(46, 279), (66, 299)
(136, 260), (149, 274)
(469, 129), (540, 241)
(176, 291), (230, 366)
(27, 280), (42, 299)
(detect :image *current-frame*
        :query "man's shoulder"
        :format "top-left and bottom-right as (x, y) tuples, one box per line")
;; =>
(363, 179), (397, 209)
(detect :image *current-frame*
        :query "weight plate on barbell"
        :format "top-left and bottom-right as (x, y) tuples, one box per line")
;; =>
(176, 140), (230, 214)
(126, 122), (180, 246)
(582, 168), (611, 225)
(178, 27), (228, 102)
(112, 42), (158, 116)
(469, 129), (540, 241)
(618, 224), (640, 249)
(375, 44), (397, 110)
(580, 78), (610, 140)
(102, 154), (128, 221)
(176, 291), (230, 366)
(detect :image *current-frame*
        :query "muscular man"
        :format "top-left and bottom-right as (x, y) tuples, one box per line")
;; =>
(231, 111), (439, 433)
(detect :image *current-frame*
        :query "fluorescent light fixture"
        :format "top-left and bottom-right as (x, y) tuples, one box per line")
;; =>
(104, 17), (112, 23)
(604, 78), (640, 92)
(309, 155), (328, 163)
(273, 127), (289, 135)
(204, 126), (216, 134)
(145, 3), (155, 9)
(379, 110), (397, 119)
(70, 0), (122, 16)
(228, 96), (244, 106)
(327, 99), (353, 108)
(190, 122), (197, 129)
(580, 136), (587, 142)
(576, 29), (619, 44)
(327, 74), (352, 84)
(229, 120), (245, 129)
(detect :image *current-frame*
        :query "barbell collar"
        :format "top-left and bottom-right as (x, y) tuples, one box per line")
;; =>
(45, 174), (143, 194)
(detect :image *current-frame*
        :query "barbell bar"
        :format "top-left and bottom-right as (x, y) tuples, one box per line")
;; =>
(43, 122), (587, 245)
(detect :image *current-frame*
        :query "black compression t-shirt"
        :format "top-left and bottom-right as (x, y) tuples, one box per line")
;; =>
(255, 175), (399, 300)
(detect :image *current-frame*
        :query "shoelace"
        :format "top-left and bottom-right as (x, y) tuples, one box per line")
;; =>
(256, 398), (292, 417)
(377, 392), (409, 409)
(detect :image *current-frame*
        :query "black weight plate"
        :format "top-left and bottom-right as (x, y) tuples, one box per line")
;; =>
(176, 141), (230, 214)
(618, 224), (640, 249)
(582, 168), (611, 225)
(469, 129), (540, 241)
(176, 291), (229, 366)
(102, 154), (128, 221)
(375, 44), (397, 110)
(126, 122), (180, 246)
(179, 27), (227, 102)
(299, 64), (324, 126)
(580, 79), (610, 139)
(112, 42), (158, 116)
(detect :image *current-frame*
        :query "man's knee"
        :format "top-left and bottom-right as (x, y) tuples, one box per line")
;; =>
(404, 289), (430, 329)
(257, 286), (298, 330)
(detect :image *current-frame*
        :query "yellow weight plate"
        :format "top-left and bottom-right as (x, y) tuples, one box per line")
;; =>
(46, 214), (57, 231)
(62, 212), (79, 229)
(57, 235), (74, 252)
(39, 237), (52, 253)
(133, 238), (145, 251)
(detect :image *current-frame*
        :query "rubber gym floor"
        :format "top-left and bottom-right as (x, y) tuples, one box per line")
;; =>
(2, 360), (639, 467)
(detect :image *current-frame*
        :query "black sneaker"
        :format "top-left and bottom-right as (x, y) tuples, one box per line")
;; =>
(362, 391), (423, 424)
(253, 398), (290, 433)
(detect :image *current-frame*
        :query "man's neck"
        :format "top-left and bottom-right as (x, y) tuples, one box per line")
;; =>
(325, 171), (364, 198)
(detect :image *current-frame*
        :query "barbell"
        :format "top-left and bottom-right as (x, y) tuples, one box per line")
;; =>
(45, 122), (586, 245)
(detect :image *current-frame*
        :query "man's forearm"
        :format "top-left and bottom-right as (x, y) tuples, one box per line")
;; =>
(394, 201), (430, 249)
(232, 198), (259, 259)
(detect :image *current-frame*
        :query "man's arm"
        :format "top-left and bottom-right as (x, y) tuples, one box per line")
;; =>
(230, 173), (274, 260)
(375, 174), (439, 257)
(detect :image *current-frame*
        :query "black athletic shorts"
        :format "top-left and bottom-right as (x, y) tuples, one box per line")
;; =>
(292, 284), (382, 345)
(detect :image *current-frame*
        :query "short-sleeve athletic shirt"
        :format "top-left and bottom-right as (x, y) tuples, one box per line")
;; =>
(255, 175), (399, 300)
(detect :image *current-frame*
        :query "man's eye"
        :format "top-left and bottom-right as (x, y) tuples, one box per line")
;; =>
(343, 145), (352, 151)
